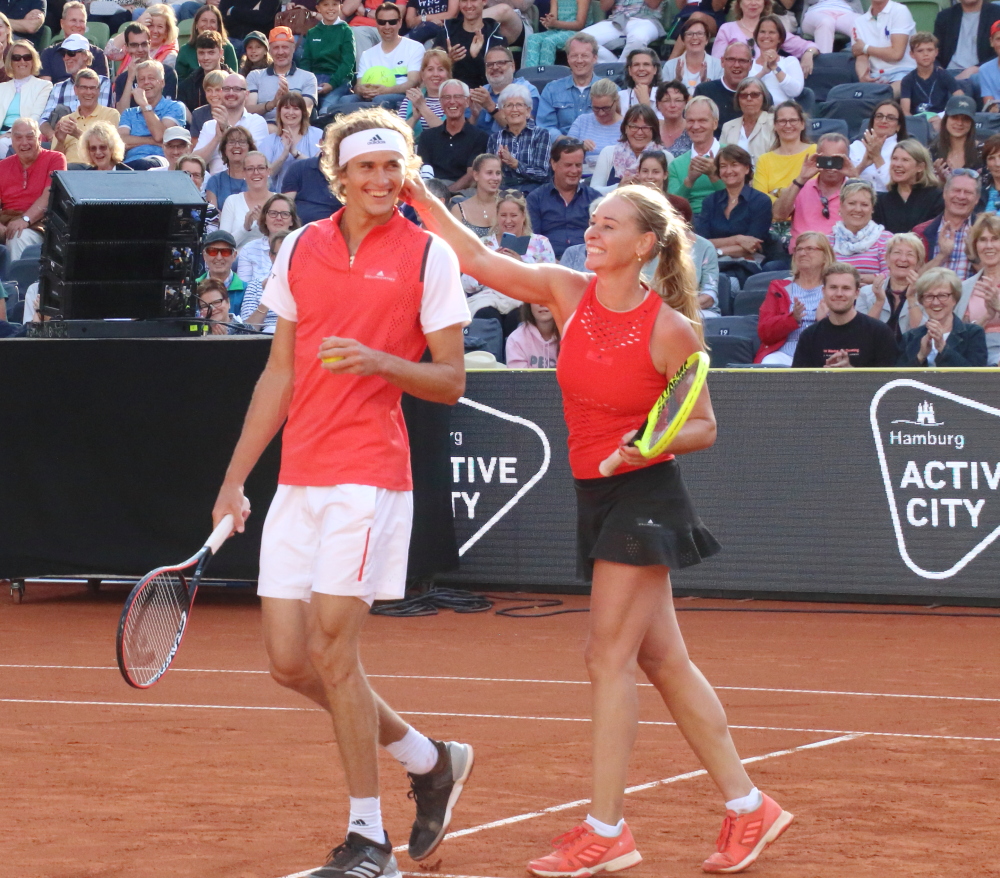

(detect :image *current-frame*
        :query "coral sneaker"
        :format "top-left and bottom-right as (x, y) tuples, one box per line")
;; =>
(528, 822), (642, 878)
(702, 793), (794, 874)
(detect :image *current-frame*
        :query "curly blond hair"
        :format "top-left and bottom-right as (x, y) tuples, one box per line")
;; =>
(320, 107), (421, 201)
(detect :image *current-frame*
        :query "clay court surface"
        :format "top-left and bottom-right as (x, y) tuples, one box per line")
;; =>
(1, 585), (998, 878)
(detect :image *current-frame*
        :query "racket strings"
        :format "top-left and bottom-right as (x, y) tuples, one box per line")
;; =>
(122, 572), (188, 686)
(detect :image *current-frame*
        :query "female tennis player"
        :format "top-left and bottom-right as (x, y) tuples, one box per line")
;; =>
(402, 179), (793, 876)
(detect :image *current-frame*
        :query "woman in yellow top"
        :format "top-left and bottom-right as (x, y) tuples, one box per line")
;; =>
(752, 99), (816, 202)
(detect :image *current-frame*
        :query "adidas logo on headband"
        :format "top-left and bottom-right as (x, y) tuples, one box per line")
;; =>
(368, 134), (386, 144)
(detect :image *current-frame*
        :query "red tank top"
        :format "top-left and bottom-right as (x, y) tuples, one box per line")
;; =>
(556, 278), (672, 480)
(280, 211), (432, 490)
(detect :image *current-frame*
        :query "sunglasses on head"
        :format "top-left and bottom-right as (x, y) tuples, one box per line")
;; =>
(205, 246), (234, 257)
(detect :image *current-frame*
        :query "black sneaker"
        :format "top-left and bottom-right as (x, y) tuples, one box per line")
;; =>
(309, 832), (401, 878)
(406, 739), (475, 861)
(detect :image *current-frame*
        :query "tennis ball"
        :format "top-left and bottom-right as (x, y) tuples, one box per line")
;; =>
(359, 66), (397, 88)
(322, 356), (345, 363)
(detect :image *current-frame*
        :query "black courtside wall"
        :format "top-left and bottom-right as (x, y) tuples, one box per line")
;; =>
(2, 339), (1000, 603)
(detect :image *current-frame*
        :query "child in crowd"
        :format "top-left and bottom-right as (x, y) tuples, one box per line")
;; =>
(505, 301), (560, 368)
(300, 0), (356, 113)
(899, 33), (961, 131)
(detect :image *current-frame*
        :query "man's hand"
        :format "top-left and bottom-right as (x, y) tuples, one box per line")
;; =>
(5, 217), (29, 239)
(318, 336), (385, 375)
(55, 114), (81, 140)
(275, 73), (290, 100)
(852, 39), (867, 57)
(469, 29), (484, 58)
(687, 154), (713, 184)
(470, 86), (493, 110)
(796, 152), (819, 185)
(132, 85), (149, 108)
(212, 104), (230, 131)
(212, 483), (251, 534)
(938, 221), (957, 259)
(824, 349), (852, 368)
(446, 37), (467, 62)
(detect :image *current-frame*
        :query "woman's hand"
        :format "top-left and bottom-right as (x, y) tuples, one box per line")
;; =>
(872, 273), (887, 304)
(244, 203), (261, 230)
(792, 296), (806, 322)
(933, 157), (952, 181)
(801, 48), (816, 77)
(904, 268), (920, 299)
(633, 83), (651, 105)
(926, 317), (945, 351)
(862, 128), (885, 164)
(497, 247), (524, 261)
(816, 298), (829, 321)
(540, 10), (558, 27)
(498, 145), (518, 168)
(406, 86), (424, 107)
(280, 129), (295, 155)
(917, 328), (934, 362)
(760, 48), (779, 71)
(615, 429), (649, 468)
(736, 234), (762, 256)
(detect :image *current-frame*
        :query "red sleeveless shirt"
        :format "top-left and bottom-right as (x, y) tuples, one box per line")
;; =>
(556, 278), (672, 480)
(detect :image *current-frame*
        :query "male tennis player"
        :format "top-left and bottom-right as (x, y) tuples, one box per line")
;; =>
(212, 107), (473, 878)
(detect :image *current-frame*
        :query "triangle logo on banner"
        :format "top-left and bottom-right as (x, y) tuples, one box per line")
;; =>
(454, 397), (551, 557)
(870, 379), (1000, 580)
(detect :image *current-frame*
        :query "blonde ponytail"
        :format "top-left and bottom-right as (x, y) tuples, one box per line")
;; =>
(606, 186), (705, 348)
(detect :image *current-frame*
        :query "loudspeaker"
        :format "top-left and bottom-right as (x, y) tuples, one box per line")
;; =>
(40, 170), (206, 320)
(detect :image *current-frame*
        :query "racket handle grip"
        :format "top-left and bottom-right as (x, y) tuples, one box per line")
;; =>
(205, 514), (234, 555)
(598, 449), (624, 478)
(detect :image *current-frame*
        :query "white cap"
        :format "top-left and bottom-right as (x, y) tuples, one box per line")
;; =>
(163, 126), (192, 144)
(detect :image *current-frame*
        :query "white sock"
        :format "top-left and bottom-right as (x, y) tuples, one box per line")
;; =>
(385, 726), (440, 775)
(585, 814), (624, 838)
(348, 796), (385, 845)
(726, 788), (763, 815)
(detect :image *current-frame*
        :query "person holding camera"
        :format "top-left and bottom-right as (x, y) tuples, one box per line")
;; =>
(774, 131), (858, 253)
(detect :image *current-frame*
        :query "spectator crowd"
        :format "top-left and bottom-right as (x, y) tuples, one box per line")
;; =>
(0, 0), (998, 365)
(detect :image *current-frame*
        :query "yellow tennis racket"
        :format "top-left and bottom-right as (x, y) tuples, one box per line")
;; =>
(598, 350), (710, 477)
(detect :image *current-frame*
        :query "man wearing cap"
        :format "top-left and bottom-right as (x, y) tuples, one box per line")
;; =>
(158, 126), (194, 169)
(199, 229), (247, 314)
(51, 68), (121, 164)
(211, 107), (472, 878)
(178, 30), (234, 113)
(934, 0), (1000, 81)
(40, 1), (109, 84)
(245, 26), (318, 123)
(193, 72), (269, 173)
(39, 35), (113, 143)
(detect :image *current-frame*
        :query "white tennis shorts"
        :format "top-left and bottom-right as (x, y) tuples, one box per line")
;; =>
(257, 484), (413, 605)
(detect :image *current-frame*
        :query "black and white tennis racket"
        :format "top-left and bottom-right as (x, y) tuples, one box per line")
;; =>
(116, 514), (234, 689)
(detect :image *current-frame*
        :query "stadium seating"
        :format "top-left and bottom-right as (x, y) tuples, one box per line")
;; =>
(900, 0), (940, 32)
(732, 288), (769, 316)
(519, 65), (572, 92)
(6, 260), (41, 297)
(803, 50), (856, 102)
(704, 315), (760, 348)
(906, 113), (931, 146)
(808, 117), (849, 140)
(706, 333), (756, 366)
(742, 270), (790, 293)
(975, 113), (1000, 141)
(797, 86), (817, 117)
(820, 82), (894, 139)
(594, 62), (625, 85)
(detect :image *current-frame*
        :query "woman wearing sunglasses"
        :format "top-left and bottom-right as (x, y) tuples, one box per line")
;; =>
(0, 41), (51, 145)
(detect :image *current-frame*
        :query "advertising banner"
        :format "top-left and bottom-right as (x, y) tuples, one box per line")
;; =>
(444, 371), (1000, 602)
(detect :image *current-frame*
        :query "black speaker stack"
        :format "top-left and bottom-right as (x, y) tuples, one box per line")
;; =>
(38, 171), (208, 334)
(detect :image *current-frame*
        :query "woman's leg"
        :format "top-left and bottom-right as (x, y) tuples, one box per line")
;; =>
(620, 18), (659, 59)
(801, 7), (835, 54)
(634, 571), (753, 801)
(586, 560), (673, 824)
(524, 29), (574, 67)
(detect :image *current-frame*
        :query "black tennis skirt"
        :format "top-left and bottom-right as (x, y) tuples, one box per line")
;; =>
(574, 459), (721, 578)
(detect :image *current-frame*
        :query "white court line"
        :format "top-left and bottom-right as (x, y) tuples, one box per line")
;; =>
(3, 697), (1000, 742)
(274, 734), (862, 877)
(2, 665), (997, 704)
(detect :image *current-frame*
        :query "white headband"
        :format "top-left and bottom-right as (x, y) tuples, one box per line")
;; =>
(338, 128), (409, 165)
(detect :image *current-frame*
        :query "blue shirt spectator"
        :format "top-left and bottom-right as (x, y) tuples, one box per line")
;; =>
(694, 184), (773, 245)
(118, 93), (185, 161)
(537, 72), (599, 142)
(282, 155), (342, 223)
(527, 179), (600, 260)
